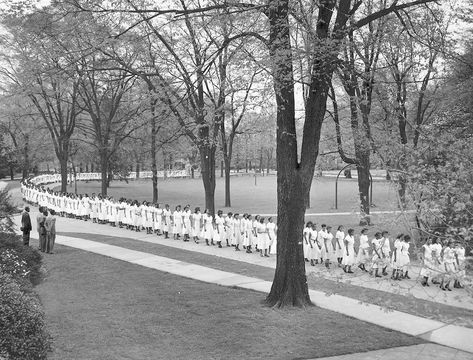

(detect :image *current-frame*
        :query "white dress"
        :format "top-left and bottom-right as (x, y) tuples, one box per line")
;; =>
(267, 222), (277, 254)
(203, 214), (213, 240)
(233, 218), (242, 246)
(191, 213), (201, 237)
(215, 215), (225, 242)
(182, 210), (191, 235)
(162, 209), (171, 232)
(256, 223), (269, 250)
(173, 210), (182, 234)
(342, 235), (355, 266)
(335, 231), (345, 258)
(399, 241), (410, 269)
(154, 207), (163, 231)
(303, 227), (311, 259)
(420, 243), (433, 277)
(322, 232), (334, 261)
(356, 234), (370, 265)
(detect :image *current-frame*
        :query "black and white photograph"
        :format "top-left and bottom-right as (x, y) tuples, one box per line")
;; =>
(0, 0), (472, 359)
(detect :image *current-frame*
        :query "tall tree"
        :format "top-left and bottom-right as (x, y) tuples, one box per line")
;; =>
(0, 10), (82, 191)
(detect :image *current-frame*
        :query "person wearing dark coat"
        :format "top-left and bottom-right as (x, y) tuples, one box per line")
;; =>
(20, 206), (32, 246)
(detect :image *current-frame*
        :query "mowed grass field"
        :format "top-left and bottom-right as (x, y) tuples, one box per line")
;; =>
(37, 245), (423, 360)
(59, 175), (399, 213)
(58, 175), (410, 235)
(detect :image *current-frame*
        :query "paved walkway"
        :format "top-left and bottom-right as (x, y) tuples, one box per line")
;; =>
(41, 215), (473, 311)
(314, 343), (472, 360)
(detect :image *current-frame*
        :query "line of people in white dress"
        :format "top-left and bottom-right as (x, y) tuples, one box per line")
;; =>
(21, 183), (278, 256)
(419, 237), (466, 291)
(302, 223), (466, 289)
(21, 181), (467, 289)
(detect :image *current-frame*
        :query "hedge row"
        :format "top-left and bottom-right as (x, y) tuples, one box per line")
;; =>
(0, 233), (51, 360)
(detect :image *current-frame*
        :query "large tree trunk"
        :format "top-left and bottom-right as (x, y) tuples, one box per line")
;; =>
(199, 143), (216, 216)
(224, 156), (231, 207)
(265, 0), (312, 308)
(59, 155), (68, 193)
(22, 135), (29, 180)
(100, 152), (108, 196)
(356, 151), (371, 225)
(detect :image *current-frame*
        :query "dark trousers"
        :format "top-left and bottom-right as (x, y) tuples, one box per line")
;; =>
(39, 234), (47, 252)
(22, 231), (30, 246)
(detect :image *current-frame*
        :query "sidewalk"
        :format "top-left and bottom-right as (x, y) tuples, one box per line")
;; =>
(16, 214), (473, 356)
(41, 214), (473, 312)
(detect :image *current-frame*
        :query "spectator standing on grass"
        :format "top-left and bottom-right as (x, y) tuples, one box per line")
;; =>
(45, 210), (57, 254)
(36, 206), (46, 249)
(38, 209), (48, 252)
(20, 206), (32, 246)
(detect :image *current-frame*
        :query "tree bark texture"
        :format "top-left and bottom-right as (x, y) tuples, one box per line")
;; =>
(265, 0), (313, 308)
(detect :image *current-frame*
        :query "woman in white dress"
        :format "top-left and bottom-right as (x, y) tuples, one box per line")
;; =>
(399, 235), (411, 279)
(202, 209), (213, 246)
(252, 215), (260, 252)
(133, 200), (142, 231)
(440, 240), (455, 291)
(154, 203), (163, 235)
(225, 212), (234, 247)
(322, 225), (335, 269)
(233, 214), (242, 251)
(162, 204), (171, 238)
(91, 193), (98, 223)
(191, 207), (202, 243)
(342, 228), (356, 273)
(117, 198), (126, 228)
(420, 238), (433, 286)
(335, 225), (345, 266)
(142, 201), (153, 234)
(390, 234), (403, 280)
(370, 232), (383, 278)
(172, 205), (182, 239)
(267, 217), (277, 255)
(430, 237), (443, 284)
(245, 215), (254, 253)
(181, 205), (191, 241)
(454, 242), (465, 289)
(303, 222), (313, 263)
(215, 210), (225, 248)
(257, 217), (270, 257)
(356, 228), (370, 272)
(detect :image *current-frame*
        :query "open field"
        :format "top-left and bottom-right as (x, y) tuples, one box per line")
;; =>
(58, 175), (399, 214)
(56, 175), (412, 235)
(37, 245), (423, 360)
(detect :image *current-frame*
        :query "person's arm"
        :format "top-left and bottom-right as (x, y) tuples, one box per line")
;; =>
(344, 237), (349, 256)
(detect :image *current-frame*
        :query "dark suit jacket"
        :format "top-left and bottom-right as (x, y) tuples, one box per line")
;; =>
(21, 211), (32, 232)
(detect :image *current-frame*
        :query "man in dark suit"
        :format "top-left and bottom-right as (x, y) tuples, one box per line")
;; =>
(20, 206), (32, 246)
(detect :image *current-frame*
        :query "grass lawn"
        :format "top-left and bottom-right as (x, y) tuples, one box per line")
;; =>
(56, 176), (412, 235)
(57, 175), (399, 214)
(37, 245), (423, 360)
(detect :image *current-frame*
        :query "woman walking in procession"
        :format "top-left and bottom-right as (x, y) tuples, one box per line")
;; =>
(342, 228), (356, 273)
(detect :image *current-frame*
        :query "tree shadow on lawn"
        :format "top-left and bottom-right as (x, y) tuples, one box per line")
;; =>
(36, 245), (423, 360)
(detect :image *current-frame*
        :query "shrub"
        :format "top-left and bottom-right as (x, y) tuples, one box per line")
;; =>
(0, 274), (51, 360)
(0, 189), (18, 233)
(0, 233), (42, 286)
